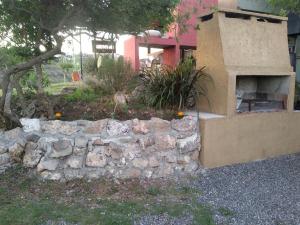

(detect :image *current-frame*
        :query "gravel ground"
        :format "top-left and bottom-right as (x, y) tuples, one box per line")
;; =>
(192, 153), (300, 225)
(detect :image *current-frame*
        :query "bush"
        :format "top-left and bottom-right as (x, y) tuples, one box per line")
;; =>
(20, 70), (50, 94)
(65, 87), (99, 102)
(142, 59), (209, 110)
(83, 56), (97, 75)
(97, 56), (133, 93)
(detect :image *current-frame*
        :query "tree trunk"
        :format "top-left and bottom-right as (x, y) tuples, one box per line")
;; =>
(35, 63), (44, 94)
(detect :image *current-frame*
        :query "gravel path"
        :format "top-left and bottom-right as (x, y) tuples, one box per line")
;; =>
(192, 153), (300, 225)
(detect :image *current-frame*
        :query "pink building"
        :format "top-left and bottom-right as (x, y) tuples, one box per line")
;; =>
(124, 0), (217, 71)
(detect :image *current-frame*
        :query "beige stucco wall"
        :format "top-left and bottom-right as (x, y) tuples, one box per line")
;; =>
(196, 10), (294, 116)
(200, 111), (300, 168)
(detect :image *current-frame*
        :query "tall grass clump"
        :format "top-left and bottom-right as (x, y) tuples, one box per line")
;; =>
(142, 58), (209, 110)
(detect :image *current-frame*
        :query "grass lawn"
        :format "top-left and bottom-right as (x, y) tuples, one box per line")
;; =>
(0, 166), (215, 225)
(45, 82), (81, 95)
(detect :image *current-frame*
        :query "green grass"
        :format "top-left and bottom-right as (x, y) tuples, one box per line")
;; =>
(0, 166), (215, 225)
(45, 82), (79, 95)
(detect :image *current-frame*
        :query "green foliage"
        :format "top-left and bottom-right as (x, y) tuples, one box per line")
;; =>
(59, 62), (74, 74)
(268, 0), (300, 15)
(65, 87), (99, 103)
(20, 70), (50, 94)
(142, 58), (209, 110)
(83, 56), (97, 76)
(97, 56), (134, 93)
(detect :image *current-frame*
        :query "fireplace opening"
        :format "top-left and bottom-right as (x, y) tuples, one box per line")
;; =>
(236, 75), (290, 113)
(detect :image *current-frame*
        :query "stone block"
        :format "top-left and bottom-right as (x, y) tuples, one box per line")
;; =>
(65, 155), (84, 169)
(64, 169), (85, 180)
(50, 140), (73, 158)
(23, 142), (43, 168)
(148, 117), (170, 132)
(0, 153), (10, 165)
(40, 171), (62, 181)
(149, 156), (160, 167)
(176, 134), (200, 153)
(20, 118), (41, 132)
(75, 136), (88, 148)
(177, 155), (191, 164)
(37, 158), (59, 172)
(171, 116), (197, 132)
(86, 147), (107, 167)
(154, 135), (176, 151)
(138, 136), (155, 150)
(8, 143), (24, 162)
(84, 119), (108, 134)
(132, 158), (148, 169)
(132, 119), (150, 134)
(106, 120), (130, 136)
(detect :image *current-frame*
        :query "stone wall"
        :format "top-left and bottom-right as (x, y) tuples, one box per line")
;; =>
(0, 116), (200, 181)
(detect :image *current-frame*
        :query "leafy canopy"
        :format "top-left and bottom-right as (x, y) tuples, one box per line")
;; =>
(268, 0), (300, 15)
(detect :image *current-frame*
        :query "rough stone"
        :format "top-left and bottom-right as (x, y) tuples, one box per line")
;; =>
(37, 158), (59, 172)
(8, 143), (25, 162)
(74, 136), (88, 148)
(0, 153), (10, 165)
(171, 116), (197, 132)
(107, 142), (123, 160)
(64, 169), (85, 180)
(0, 143), (8, 154)
(154, 135), (176, 151)
(65, 155), (84, 169)
(143, 170), (153, 178)
(107, 120), (130, 136)
(176, 134), (200, 153)
(4, 127), (24, 141)
(73, 147), (86, 156)
(184, 161), (199, 172)
(42, 120), (79, 136)
(86, 147), (107, 167)
(138, 136), (155, 150)
(149, 156), (160, 167)
(20, 118), (41, 132)
(191, 150), (199, 161)
(177, 155), (191, 164)
(23, 142), (43, 168)
(91, 138), (105, 146)
(132, 158), (148, 169)
(121, 168), (141, 179)
(85, 168), (106, 179)
(166, 154), (177, 163)
(157, 164), (174, 177)
(50, 140), (73, 158)
(84, 119), (108, 134)
(148, 117), (170, 132)
(40, 171), (62, 181)
(25, 133), (41, 143)
(132, 119), (150, 134)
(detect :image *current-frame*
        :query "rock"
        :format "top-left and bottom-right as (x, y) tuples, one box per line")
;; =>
(106, 120), (130, 136)
(86, 147), (107, 167)
(91, 138), (105, 146)
(42, 120), (79, 136)
(176, 134), (200, 153)
(143, 170), (153, 178)
(107, 142), (123, 160)
(0, 153), (10, 165)
(157, 164), (174, 177)
(149, 156), (160, 167)
(65, 156), (84, 169)
(191, 150), (199, 161)
(50, 140), (73, 158)
(4, 127), (24, 141)
(25, 133), (41, 143)
(138, 136), (155, 150)
(64, 169), (85, 180)
(40, 171), (62, 181)
(23, 142), (43, 168)
(177, 155), (191, 164)
(84, 119), (108, 134)
(132, 158), (148, 169)
(154, 135), (176, 151)
(37, 158), (59, 172)
(85, 168), (106, 180)
(73, 147), (87, 156)
(148, 118), (170, 132)
(184, 161), (199, 172)
(74, 136), (88, 148)
(171, 116), (197, 132)
(0, 143), (8, 154)
(114, 92), (127, 106)
(8, 143), (24, 162)
(20, 118), (41, 132)
(121, 168), (141, 179)
(166, 154), (177, 163)
(132, 119), (149, 134)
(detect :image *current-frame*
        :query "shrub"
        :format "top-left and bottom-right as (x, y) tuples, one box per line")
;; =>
(65, 87), (99, 102)
(97, 56), (133, 93)
(142, 58), (209, 110)
(83, 56), (97, 75)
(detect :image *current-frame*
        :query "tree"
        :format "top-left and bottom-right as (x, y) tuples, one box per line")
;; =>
(268, 0), (300, 15)
(0, 0), (178, 125)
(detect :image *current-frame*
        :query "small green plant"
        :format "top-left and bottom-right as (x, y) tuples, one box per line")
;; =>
(146, 186), (162, 196)
(65, 87), (99, 102)
(142, 58), (209, 110)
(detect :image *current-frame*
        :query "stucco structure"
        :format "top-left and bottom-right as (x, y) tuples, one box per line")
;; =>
(196, 8), (300, 168)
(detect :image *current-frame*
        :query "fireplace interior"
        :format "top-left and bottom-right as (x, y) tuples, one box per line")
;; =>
(236, 75), (290, 113)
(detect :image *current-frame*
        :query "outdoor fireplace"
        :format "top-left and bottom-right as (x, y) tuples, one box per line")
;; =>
(236, 75), (290, 113)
